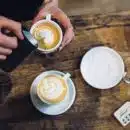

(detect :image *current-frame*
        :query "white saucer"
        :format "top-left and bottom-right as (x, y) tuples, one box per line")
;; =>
(30, 70), (76, 115)
(80, 47), (125, 89)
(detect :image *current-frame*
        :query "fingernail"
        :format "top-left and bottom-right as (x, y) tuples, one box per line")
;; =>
(59, 47), (62, 51)
(3, 56), (7, 60)
(20, 33), (24, 40)
(0, 55), (7, 60)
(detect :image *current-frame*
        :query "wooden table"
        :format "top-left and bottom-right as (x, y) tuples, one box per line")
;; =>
(1, 11), (130, 130)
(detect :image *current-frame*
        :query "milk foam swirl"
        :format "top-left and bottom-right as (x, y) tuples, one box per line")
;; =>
(37, 75), (67, 103)
(40, 77), (64, 99)
(34, 28), (54, 45)
(32, 22), (61, 50)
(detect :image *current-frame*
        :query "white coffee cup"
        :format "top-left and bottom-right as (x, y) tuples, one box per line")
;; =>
(36, 72), (71, 105)
(30, 14), (63, 54)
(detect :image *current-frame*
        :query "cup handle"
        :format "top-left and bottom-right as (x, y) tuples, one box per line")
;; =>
(46, 14), (51, 21)
(123, 72), (130, 84)
(63, 73), (71, 81)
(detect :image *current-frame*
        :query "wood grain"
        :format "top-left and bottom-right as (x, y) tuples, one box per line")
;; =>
(2, 11), (130, 130)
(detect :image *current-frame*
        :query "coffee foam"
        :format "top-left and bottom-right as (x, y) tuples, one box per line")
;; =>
(32, 22), (61, 50)
(39, 29), (54, 44)
(40, 77), (64, 99)
(37, 75), (67, 104)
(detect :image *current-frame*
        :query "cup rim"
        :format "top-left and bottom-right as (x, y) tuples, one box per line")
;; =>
(36, 73), (68, 105)
(30, 19), (63, 53)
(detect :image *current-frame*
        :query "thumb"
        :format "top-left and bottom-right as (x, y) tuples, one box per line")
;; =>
(33, 9), (48, 24)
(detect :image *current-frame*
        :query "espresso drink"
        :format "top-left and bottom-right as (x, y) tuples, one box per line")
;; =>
(37, 75), (68, 104)
(32, 22), (61, 50)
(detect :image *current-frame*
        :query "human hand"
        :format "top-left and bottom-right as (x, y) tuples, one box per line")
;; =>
(33, 3), (74, 51)
(0, 16), (24, 60)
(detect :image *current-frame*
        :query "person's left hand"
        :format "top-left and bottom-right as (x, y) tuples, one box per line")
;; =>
(33, 3), (74, 51)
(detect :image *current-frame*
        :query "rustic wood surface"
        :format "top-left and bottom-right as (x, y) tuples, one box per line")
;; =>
(1, 11), (130, 130)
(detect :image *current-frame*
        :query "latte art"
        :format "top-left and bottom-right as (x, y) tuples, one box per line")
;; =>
(37, 75), (67, 104)
(39, 29), (54, 44)
(32, 22), (61, 50)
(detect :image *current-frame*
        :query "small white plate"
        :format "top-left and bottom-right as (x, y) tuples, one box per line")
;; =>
(30, 70), (76, 115)
(80, 47), (125, 89)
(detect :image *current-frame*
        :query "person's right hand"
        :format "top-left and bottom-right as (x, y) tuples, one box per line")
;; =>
(0, 16), (24, 60)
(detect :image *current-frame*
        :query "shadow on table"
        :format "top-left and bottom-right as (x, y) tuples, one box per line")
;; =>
(0, 42), (105, 128)
(0, 95), (54, 123)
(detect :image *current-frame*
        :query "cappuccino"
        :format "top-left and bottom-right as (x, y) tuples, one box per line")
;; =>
(32, 22), (61, 50)
(37, 75), (68, 104)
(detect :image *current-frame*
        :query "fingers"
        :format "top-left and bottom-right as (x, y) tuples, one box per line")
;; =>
(50, 7), (74, 51)
(33, 0), (59, 23)
(59, 38), (73, 51)
(0, 47), (12, 55)
(33, 6), (73, 29)
(0, 16), (24, 40)
(44, 0), (58, 7)
(33, 9), (48, 24)
(0, 34), (16, 61)
(59, 37), (72, 51)
(0, 37), (15, 61)
(59, 38), (69, 51)
(49, 7), (73, 29)
(59, 28), (75, 51)
(0, 55), (6, 60)
(0, 16), (22, 60)
(0, 33), (18, 49)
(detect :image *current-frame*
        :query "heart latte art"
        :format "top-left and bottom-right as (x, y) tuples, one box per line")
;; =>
(32, 22), (61, 50)
(37, 75), (68, 104)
